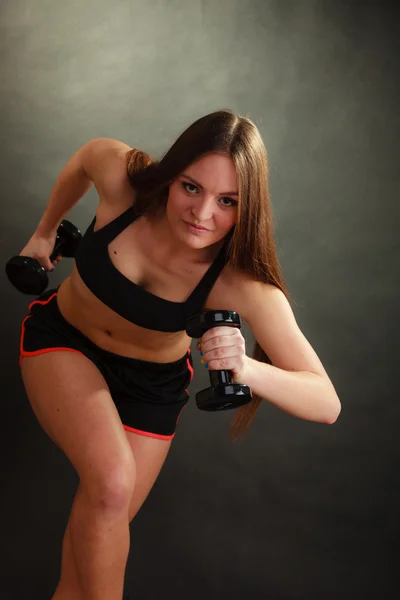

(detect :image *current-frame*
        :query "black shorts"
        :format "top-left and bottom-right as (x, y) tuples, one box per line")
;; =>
(19, 288), (194, 441)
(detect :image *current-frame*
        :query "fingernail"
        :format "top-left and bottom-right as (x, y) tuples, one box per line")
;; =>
(200, 358), (204, 364)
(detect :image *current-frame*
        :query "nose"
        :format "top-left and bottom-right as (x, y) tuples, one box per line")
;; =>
(191, 197), (214, 222)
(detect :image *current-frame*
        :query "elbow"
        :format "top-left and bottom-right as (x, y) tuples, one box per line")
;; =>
(311, 375), (342, 424)
(324, 396), (341, 424)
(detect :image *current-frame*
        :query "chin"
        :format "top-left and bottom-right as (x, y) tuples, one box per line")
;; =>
(182, 234), (210, 249)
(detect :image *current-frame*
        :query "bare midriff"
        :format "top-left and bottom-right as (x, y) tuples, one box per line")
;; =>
(56, 264), (192, 363)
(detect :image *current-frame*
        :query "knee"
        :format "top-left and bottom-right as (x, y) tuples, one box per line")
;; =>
(82, 454), (136, 515)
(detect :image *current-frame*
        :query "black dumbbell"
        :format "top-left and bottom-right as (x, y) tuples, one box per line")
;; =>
(186, 310), (252, 411)
(6, 220), (82, 295)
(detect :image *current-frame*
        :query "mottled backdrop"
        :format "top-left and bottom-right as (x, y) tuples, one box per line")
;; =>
(0, 1), (398, 599)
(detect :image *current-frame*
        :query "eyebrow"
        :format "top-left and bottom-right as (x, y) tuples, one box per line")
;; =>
(181, 174), (238, 196)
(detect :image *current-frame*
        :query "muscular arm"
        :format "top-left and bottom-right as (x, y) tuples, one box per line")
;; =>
(240, 281), (341, 423)
(36, 138), (132, 237)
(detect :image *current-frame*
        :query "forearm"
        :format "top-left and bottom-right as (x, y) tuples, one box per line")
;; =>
(240, 357), (341, 424)
(36, 152), (93, 237)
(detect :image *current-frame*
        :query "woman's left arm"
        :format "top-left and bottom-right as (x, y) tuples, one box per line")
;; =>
(198, 282), (341, 424)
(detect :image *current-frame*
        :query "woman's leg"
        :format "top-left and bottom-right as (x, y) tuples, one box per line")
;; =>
(54, 514), (81, 599)
(54, 431), (172, 599)
(21, 351), (136, 600)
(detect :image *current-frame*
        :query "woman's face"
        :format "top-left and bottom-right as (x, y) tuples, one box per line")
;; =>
(165, 153), (239, 250)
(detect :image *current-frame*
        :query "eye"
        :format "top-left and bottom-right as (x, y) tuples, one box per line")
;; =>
(182, 182), (198, 194)
(219, 197), (238, 208)
(182, 181), (238, 208)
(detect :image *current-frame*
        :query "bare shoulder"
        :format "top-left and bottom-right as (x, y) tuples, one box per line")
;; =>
(79, 137), (135, 206)
(206, 264), (278, 316)
(207, 264), (293, 335)
(80, 137), (132, 175)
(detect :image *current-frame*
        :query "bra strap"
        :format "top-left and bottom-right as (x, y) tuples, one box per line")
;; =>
(86, 205), (138, 243)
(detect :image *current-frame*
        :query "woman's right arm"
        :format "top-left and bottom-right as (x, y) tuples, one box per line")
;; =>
(35, 137), (132, 238)
(17, 138), (132, 272)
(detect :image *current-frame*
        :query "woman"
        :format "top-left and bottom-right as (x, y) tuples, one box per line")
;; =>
(18, 109), (341, 599)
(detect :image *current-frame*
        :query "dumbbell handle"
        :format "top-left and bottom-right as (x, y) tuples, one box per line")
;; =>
(186, 310), (252, 412)
(49, 234), (66, 263)
(209, 369), (232, 386)
(186, 310), (241, 339)
(186, 310), (240, 384)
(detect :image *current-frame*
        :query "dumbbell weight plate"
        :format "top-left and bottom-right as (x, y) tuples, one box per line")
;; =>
(5, 256), (49, 295)
(6, 220), (82, 295)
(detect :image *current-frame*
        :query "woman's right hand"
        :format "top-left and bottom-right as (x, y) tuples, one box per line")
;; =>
(19, 231), (62, 272)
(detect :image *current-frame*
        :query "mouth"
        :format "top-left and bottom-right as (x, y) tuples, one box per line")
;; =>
(184, 221), (209, 232)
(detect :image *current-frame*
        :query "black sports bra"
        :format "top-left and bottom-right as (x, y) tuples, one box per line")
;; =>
(74, 206), (229, 332)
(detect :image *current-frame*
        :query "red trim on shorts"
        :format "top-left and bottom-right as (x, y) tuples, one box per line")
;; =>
(123, 398), (188, 440)
(123, 424), (176, 441)
(186, 348), (194, 381)
(28, 291), (58, 311)
(19, 313), (85, 367)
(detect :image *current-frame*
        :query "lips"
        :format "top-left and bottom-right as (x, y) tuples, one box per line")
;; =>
(185, 221), (209, 231)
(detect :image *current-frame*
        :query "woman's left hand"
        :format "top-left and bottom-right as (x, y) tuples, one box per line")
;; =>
(196, 326), (249, 382)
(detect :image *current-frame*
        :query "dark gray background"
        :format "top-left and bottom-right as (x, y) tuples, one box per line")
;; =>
(1, 1), (398, 599)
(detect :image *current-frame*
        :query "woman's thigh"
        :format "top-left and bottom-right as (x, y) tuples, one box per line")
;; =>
(124, 431), (172, 521)
(20, 351), (135, 493)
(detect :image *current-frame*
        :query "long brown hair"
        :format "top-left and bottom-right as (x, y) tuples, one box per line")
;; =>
(126, 109), (290, 442)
